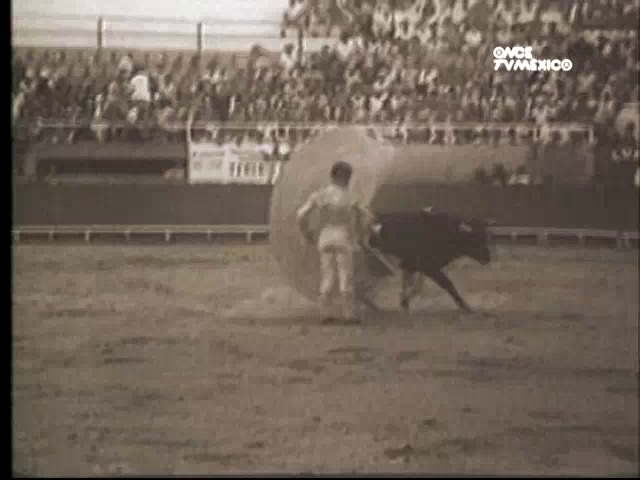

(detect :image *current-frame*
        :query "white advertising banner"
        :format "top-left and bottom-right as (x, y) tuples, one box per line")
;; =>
(187, 142), (272, 185)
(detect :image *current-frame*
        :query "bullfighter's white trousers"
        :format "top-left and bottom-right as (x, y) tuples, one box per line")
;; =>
(318, 245), (355, 320)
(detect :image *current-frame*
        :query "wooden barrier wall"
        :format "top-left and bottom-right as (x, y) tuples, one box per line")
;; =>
(13, 181), (639, 232)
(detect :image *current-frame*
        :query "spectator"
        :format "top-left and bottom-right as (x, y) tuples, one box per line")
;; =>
(610, 122), (639, 187)
(280, 43), (299, 76)
(372, 1), (394, 39)
(516, 0), (539, 28)
(13, 67), (37, 123)
(156, 73), (179, 141)
(395, 18), (416, 42)
(91, 93), (108, 143)
(570, 92), (593, 124)
(281, 0), (310, 37)
(491, 162), (509, 186)
(129, 65), (151, 126)
(307, 5), (329, 37)
(102, 66), (133, 130)
(508, 165), (531, 185)
(502, 84), (521, 121)
(276, 128), (292, 161)
(335, 30), (357, 63)
(593, 90), (618, 140)
(259, 127), (277, 161)
(461, 21), (483, 54)
(369, 91), (388, 122)
(117, 53), (134, 78)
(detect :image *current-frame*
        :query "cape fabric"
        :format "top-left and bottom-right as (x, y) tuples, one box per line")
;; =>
(269, 126), (395, 301)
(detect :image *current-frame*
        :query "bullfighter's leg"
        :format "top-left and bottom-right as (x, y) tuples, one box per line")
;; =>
(336, 248), (357, 321)
(319, 250), (337, 316)
(428, 270), (473, 312)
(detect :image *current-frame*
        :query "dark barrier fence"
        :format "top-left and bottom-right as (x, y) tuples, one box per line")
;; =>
(13, 183), (273, 226)
(372, 183), (639, 232)
(13, 181), (639, 232)
(24, 143), (186, 177)
(534, 142), (594, 185)
(384, 144), (532, 184)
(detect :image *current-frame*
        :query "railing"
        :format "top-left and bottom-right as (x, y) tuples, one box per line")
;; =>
(18, 119), (596, 131)
(14, 119), (596, 146)
(12, 224), (638, 249)
(12, 6), (639, 52)
(12, 11), (294, 52)
(12, 224), (270, 244)
(13, 119), (599, 183)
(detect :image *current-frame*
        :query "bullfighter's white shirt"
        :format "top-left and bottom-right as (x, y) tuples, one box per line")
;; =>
(297, 184), (366, 252)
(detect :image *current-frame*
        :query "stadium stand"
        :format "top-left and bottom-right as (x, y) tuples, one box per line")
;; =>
(11, 0), (640, 187)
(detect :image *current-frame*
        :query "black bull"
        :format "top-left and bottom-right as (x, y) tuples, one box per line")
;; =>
(360, 208), (493, 312)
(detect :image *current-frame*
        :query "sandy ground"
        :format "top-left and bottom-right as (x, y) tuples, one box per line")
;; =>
(11, 244), (639, 476)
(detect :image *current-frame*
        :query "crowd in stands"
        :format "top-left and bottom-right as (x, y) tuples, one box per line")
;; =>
(473, 162), (532, 186)
(283, 0), (639, 37)
(11, 0), (639, 172)
(280, 0), (638, 134)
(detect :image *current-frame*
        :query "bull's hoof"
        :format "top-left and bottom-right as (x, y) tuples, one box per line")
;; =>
(400, 298), (409, 311)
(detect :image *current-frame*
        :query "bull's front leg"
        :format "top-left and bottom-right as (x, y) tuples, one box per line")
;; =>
(354, 283), (381, 312)
(400, 270), (423, 311)
(428, 270), (472, 313)
(359, 294), (381, 312)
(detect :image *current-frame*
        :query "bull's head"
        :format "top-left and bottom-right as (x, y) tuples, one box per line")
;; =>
(458, 219), (493, 266)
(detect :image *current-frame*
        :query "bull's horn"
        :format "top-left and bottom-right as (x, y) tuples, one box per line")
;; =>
(422, 206), (434, 213)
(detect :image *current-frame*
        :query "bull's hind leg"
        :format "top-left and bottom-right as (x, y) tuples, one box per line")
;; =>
(428, 270), (473, 313)
(400, 270), (412, 310)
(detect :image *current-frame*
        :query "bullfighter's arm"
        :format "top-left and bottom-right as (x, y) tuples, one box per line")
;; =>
(296, 193), (318, 244)
(353, 203), (376, 248)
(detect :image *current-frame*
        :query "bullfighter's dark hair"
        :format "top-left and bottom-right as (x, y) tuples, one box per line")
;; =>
(330, 161), (353, 180)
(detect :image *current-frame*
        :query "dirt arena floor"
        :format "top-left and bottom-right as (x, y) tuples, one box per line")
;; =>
(12, 244), (639, 476)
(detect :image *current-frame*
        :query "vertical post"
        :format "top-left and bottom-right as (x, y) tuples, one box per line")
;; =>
(97, 17), (106, 50)
(197, 22), (204, 54)
(296, 25), (304, 67)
